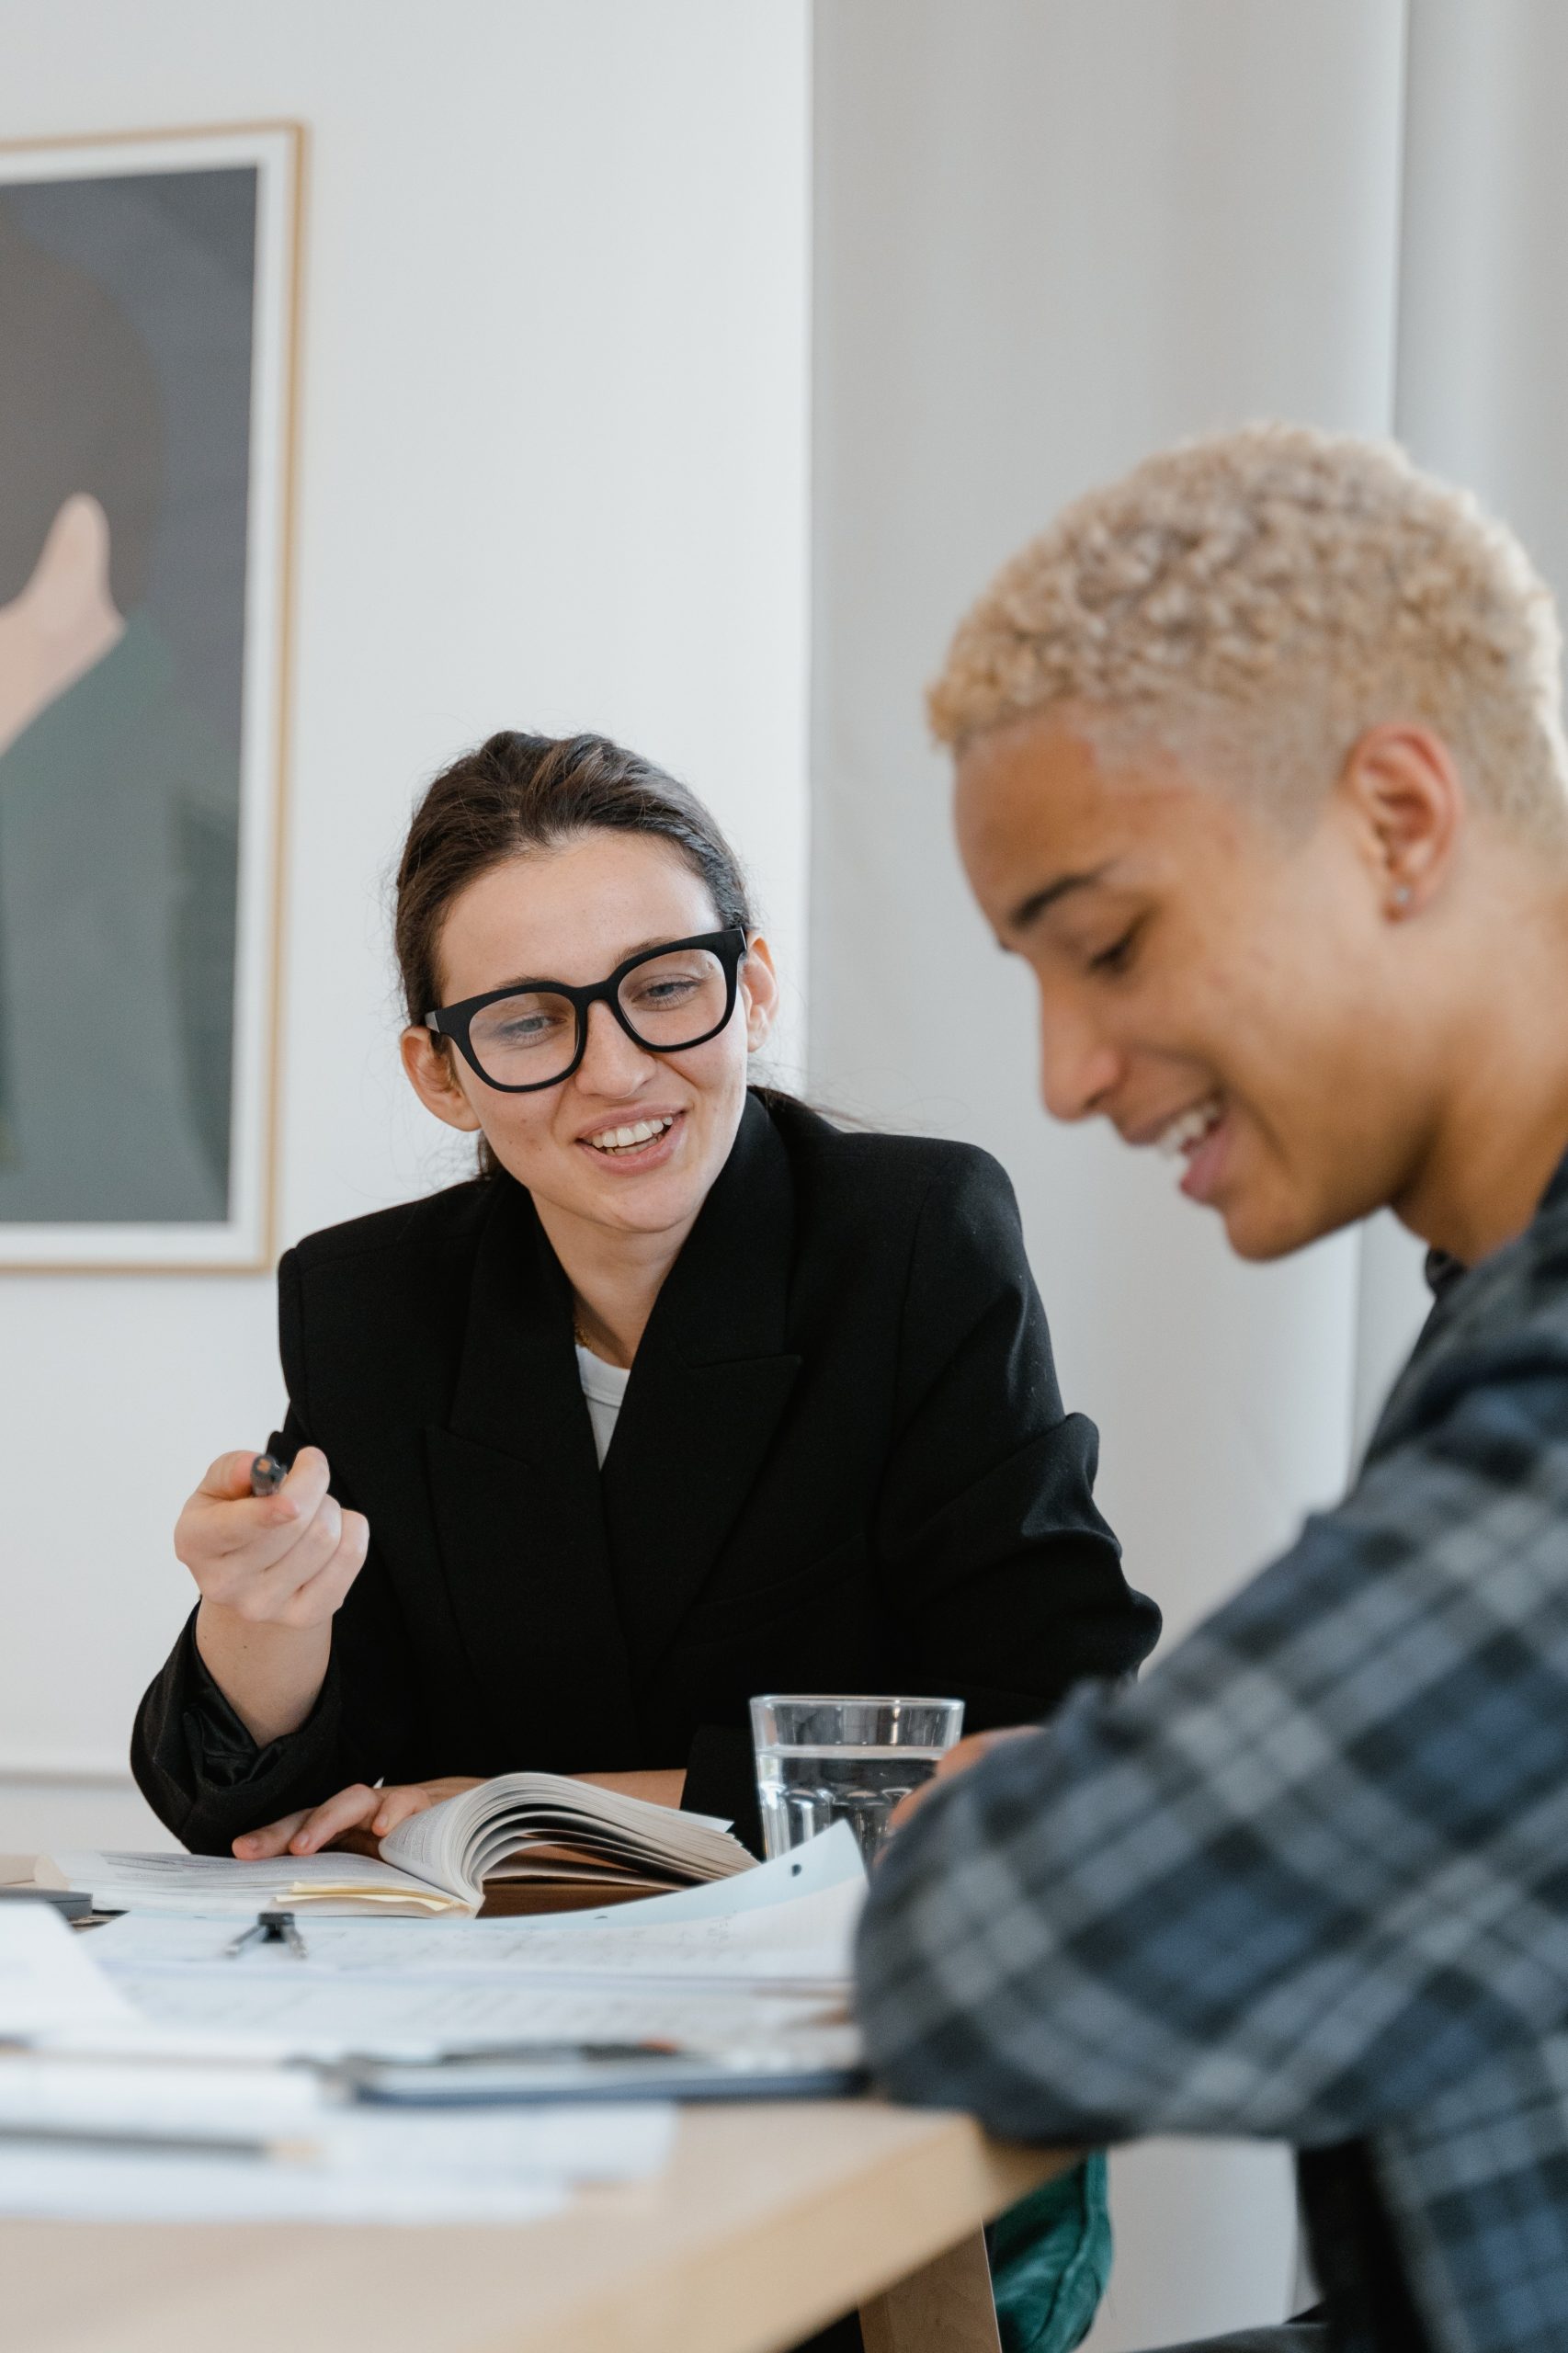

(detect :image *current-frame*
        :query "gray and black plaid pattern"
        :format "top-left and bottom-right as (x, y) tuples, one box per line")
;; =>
(857, 1161), (1568, 2353)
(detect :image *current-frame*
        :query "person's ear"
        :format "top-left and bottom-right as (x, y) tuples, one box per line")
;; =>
(1337, 723), (1464, 921)
(399, 1026), (483, 1133)
(738, 933), (779, 1052)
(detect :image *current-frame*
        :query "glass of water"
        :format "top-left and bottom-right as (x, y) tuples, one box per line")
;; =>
(749, 1693), (965, 1867)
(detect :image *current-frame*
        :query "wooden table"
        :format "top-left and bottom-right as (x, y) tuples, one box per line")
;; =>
(0, 2098), (1070, 2353)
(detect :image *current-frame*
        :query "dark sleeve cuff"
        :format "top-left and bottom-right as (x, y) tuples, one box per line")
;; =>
(131, 1608), (347, 1855)
(177, 1629), (344, 1817)
(183, 1643), (299, 1791)
(682, 1723), (763, 1858)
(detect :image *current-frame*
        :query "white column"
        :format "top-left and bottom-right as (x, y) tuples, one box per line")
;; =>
(1354, 0), (1568, 1428)
(811, 4), (1408, 2341)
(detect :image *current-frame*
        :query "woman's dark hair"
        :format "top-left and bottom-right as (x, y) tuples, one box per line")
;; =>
(394, 732), (757, 1175)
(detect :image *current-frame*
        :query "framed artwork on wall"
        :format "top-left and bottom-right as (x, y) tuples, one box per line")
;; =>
(0, 121), (301, 1269)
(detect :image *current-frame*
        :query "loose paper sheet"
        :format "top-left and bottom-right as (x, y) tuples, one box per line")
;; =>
(0, 2051), (322, 2136)
(0, 2002), (675, 2222)
(0, 2151), (568, 2224)
(92, 1963), (858, 2063)
(0, 2103), (672, 2222)
(0, 1901), (134, 2038)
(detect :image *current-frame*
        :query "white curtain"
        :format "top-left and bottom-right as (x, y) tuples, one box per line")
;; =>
(810, 1), (1565, 2340)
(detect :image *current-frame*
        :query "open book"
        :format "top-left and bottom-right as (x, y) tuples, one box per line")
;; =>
(46, 1774), (756, 1919)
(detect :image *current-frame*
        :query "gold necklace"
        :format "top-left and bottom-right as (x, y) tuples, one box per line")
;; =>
(574, 1313), (630, 1369)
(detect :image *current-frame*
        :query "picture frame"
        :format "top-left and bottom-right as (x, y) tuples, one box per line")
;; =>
(0, 121), (302, 1270)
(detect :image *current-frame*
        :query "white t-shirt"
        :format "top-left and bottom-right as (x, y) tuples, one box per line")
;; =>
(575, 1342), (631, 1467)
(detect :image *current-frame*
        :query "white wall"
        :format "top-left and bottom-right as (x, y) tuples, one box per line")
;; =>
(0, 0), (811, 1852)
(810, 4), (1408, 2343)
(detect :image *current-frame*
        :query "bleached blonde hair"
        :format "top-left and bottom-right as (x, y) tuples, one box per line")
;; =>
(929, 423), (1568, 840)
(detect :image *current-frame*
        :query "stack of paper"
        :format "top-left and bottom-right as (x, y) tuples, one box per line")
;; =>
(0, 2080), (671, 2222)
(0, 1900), (672, 2222)
(83, 1825), (868, 2063)
(0, 1828), (868, 2220)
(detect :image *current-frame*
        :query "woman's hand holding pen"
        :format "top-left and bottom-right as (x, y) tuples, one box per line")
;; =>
(177, 1447), (369, 1749)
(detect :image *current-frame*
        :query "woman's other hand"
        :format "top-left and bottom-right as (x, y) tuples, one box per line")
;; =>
(234, 1776), (483, 1860)
(180, 1447), (369, 1745)
(883, 1726), (1040, 1840)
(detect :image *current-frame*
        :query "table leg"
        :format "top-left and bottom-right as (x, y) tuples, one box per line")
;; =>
(858, 2225), (1003, 2353)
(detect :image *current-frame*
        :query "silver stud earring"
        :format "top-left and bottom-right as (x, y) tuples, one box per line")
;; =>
(1390, 882), (1413, 914)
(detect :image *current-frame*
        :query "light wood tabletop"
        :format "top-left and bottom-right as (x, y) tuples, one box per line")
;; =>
(0, 2097), (1071, 2353)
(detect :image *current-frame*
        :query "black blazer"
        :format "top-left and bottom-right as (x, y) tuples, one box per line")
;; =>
(134, 1092), (1159, 1852)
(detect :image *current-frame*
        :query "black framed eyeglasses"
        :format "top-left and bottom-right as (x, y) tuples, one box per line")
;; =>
(426, 926), (749, 1093)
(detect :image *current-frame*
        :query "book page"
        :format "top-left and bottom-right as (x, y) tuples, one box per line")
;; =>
(379, 1771), (750, 1905)
(379, 1786), (485, 1904)
(48, 1849), (461, 1917)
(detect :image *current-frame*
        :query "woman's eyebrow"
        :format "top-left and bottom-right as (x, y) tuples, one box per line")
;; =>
(1006, 863), (1116, 932)
(619, 932), (693, 960)
(494, 932), (695, 989)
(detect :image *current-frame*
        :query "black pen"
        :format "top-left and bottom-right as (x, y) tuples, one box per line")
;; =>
(0, 2122), (311, 2161)
(357, 2040), (686, 2068)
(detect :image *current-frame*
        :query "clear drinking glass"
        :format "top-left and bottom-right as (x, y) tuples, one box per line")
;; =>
(749, 1693), (965, 1867)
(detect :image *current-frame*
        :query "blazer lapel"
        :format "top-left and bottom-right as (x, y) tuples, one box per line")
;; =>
(425, 1179), (636, 1767)
(599, 1093), (802, 1673)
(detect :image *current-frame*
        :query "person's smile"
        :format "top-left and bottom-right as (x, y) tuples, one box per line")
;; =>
(1143, 1094), (1231, 1202)
(574, 1104), (688, 1173)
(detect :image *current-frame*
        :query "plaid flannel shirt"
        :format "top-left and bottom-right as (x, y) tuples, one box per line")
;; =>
(857, 1154), (1568, 2353)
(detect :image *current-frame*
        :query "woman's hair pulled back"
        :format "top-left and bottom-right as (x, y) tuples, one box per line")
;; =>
(394, 730), (755, 1034)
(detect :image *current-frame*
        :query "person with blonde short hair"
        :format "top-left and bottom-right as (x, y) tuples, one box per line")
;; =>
(856, 425), (1568, 2353)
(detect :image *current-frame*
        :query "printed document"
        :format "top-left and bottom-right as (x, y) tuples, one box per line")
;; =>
(87, 1828), (867, 2063)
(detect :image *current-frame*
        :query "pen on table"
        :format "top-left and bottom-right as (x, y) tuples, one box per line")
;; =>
(0, 2123), (314, 2162)
(250, 1450), (290, 1497)
(441, 2040), (685, 2063)
(347, 2040), (685, 2070)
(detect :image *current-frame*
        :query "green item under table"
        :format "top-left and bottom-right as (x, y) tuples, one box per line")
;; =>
(989, 2153), (1112, 2353)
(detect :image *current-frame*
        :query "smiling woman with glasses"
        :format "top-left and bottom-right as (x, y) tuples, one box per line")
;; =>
(131, 725), (1158, 2353)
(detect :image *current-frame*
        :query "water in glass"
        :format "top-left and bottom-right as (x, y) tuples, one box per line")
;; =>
(755, 1740), (950, 1866)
